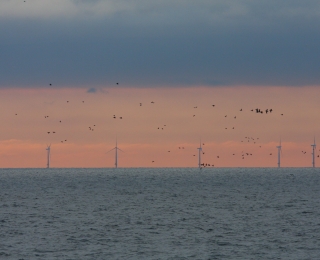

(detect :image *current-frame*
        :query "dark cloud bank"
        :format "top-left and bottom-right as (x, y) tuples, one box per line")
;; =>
(1, 0), (320, 88)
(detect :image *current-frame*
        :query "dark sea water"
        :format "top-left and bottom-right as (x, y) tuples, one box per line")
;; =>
(1, 168), (320, 259)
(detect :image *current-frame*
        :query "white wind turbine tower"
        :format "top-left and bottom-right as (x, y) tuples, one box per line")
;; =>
(276, 139), (282, 168)
(107, 139), (123, 168)
(46, 144), (51, 168)
(311, 137), (316, 168)
(197, 140), (203, 169)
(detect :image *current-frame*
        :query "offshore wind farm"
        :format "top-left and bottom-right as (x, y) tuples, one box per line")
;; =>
(43, 135), (318, 169)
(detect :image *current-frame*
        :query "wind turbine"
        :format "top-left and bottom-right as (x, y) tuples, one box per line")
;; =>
(276, 139), (282, 168)
(46, 144), (51, 168)
(197, 140), (203, 169)
(311, 137), (316, 168)
(107, 139), (123, 168)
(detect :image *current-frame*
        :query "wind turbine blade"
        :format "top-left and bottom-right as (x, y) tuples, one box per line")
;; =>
(106, 147), (116, 153)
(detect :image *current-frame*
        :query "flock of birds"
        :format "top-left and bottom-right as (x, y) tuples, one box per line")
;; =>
(8, 82), (319, 167)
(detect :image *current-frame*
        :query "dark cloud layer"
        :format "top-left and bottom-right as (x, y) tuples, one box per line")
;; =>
(1, 0), (320, 88)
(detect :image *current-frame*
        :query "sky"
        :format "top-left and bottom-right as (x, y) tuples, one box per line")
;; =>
(0, 0), (320, 167)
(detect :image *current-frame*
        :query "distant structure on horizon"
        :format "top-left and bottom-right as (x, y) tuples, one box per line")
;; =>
(107, 139), (123, 168)
(311, 137), (316, 168)
(276, 139), (282, 168)
(197, 140), (202, 169)
(46, 144), (51, 168)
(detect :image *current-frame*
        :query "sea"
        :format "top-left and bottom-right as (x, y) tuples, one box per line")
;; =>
(1, 167), (320, 260)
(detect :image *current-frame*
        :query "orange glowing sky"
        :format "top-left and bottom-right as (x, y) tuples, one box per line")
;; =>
(0, 86), (319, 168)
